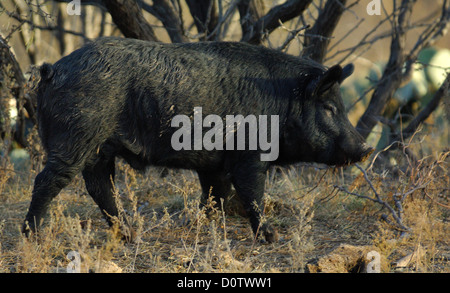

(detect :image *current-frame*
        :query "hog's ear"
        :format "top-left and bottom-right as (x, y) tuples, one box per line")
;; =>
(339, 63), (354, 83)
(306, 65), (342, 98)
(321, 65), (343, 87)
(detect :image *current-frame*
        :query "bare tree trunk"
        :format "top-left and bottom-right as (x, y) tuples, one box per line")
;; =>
(0, 35), (35, 148)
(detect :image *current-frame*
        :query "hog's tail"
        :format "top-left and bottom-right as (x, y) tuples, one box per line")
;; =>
(39, 63), (54, 82)
(27, 63), (54, 92)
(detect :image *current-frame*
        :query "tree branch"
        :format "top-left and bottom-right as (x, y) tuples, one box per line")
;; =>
(51, 0), (106, 10)
(356, 0), (416, 139)
(389, 73), (450, 145)
(402, 0), (449, 83)
(186, 0), (218, 40)
(241, 0), (313, 44)
(6, 11), (89, 40)
(151, 0), (188, 43)
(237, 0), (265, 41)
(101, 0), (159, 42)
(302, 0), (347, 63)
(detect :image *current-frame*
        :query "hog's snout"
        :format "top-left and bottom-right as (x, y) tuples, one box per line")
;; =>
(333, 127), (374, 167)
(338, 142), (374, 166)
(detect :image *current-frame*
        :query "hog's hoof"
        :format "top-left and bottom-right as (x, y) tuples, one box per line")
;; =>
(263, 228), (279, 243)
(257, 224), (279, 243)
(22, 223), (30, 237)
(21, 220), (36, 239)
(110, 224), (136, 243)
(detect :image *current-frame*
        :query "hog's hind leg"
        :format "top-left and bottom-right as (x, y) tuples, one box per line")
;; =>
(82, 155), (135, 242)
(22, 155), (85, 236)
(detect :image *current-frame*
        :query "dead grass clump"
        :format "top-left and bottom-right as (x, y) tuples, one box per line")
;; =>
(14, 198), (125, 273)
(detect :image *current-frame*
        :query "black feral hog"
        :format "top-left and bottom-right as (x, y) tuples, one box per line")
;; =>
(23, 37), (373, 242)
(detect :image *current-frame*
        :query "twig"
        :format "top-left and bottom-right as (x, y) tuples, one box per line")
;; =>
(276, 20), (310, 51)
(241, 0), (313, 44)
(302, 0), (348, 62)
(327, 17), (365, 54)
(306, 168), (328, 194)
(206, 0), (240, 41)
(7, 11), (89, 39)
(424, 191), (450, 209)
(356, 0), (449, 139)
(391, 73), (450, 144)
(335, 163), (411, 232)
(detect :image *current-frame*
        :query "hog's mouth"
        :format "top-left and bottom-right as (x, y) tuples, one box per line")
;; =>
(360, 147), (375, 163)
(333, 145), (374, 168)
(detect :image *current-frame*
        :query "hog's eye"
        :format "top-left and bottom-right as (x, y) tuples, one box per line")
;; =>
(323, 104), (336, 115)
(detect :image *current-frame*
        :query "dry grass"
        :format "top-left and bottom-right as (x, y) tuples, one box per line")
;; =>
(0, 130), (448, 273)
